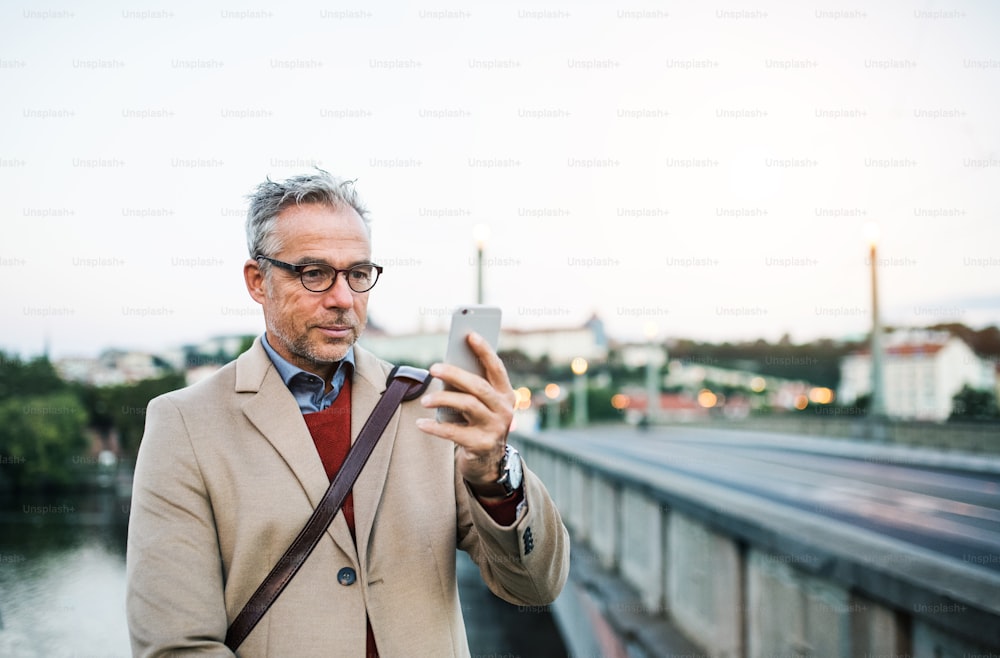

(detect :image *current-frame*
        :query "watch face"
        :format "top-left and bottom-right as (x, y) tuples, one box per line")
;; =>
(506, 446), (523, 490)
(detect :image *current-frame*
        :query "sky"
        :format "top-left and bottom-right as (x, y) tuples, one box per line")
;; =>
(2, 1), (999, 359)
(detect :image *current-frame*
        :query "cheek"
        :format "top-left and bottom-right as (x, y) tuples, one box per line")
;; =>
(270, 289), (314, 324)
(354, 295), (369, 320)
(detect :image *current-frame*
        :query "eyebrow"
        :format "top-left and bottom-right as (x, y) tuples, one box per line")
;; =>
(289, 257), (374, 268)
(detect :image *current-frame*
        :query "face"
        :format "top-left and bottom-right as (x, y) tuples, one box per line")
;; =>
(244, 202), (372, 379)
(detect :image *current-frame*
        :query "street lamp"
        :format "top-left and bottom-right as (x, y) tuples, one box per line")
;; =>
(643, 322), (662, 425)
(473, 224), (490, 304)
(571, 357), (589, 427)
(865, 222), (888, 428)
(544, 383), (562, 430)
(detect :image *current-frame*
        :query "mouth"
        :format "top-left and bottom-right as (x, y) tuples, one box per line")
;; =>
(316, 325), (353, 339)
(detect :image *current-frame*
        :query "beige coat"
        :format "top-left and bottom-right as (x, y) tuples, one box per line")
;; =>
(126, 339), (569, 657)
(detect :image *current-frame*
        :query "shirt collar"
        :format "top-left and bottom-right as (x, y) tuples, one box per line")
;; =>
(261, 333), (355, 388)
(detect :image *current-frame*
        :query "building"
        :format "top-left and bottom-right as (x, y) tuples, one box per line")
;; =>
(662, 358), (820, 413)
(501, 317), (608, 365)
(55, 350), (168, 386)
(838, 330), (998, 421)
(620, 390), (709, 424)
(53, 335), (251, 388)
(358, 314), (609, 369)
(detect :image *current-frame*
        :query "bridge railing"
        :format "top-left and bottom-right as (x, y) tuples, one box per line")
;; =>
(514, 429), (1000, 658)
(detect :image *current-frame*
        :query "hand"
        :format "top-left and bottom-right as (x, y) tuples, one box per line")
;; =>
(416, 332), (517, 496)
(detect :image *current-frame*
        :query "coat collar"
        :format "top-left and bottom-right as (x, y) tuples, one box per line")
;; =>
(234, 337), (399, 570)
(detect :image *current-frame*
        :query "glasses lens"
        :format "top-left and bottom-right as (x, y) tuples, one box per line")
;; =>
(299, 265), (335, 292)
(346, 264), (378, 292)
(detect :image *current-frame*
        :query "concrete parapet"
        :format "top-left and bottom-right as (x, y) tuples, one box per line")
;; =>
(668, 512), (743, 658)
(565, 461), (588, 539)
(849, 595), (910, 658)
(912, 618), (998, 658)
(619, 488), (664, 612)
(552, 542), (706, 658)
(516, 430), (1000, 657)
(588, 475), (619, 570)
(747, 548), (851, 658)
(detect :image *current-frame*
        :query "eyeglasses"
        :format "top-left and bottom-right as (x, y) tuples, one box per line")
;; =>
(256, 256), (383, 293)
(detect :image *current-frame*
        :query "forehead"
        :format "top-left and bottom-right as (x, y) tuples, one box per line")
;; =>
(274, 202), (371, 259)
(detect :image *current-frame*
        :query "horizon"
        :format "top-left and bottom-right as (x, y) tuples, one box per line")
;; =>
(7, 314), (999, 363)
(4, 1), (999, 362)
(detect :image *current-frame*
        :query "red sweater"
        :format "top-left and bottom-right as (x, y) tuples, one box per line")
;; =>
(303, 377), (522, 656)
(303, 379), (379, 657)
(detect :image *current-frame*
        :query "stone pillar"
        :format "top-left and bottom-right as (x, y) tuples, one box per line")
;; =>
(912, 615), (995, 658)
(667, 511), (743, 658)
(619, 488), (664, 612)
(850, 595), (910, 658)
(746, 549), (851, 658)
(587, 475), (619, 570)
(565, 463), (588, 541)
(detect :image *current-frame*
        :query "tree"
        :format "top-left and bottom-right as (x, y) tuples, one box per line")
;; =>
(850, 393), (871, 415)
(114, 373), (187, 453)
(0, 392), (89, 490)
(949, 385), (1000, 422)
(0, 352), (66, 398)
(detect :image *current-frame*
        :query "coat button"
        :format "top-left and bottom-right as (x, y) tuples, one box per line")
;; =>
(337, 567), (357, 586)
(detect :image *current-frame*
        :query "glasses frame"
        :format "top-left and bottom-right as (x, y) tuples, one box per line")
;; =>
(255, 255), (383, 293)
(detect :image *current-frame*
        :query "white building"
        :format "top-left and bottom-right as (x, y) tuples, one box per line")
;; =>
(501, 323), (607, 365)
(838, 330), (997, 421)
(357, 329), (447, 366)
(55, 350), (168, 386)
(359, 315), (608, 368)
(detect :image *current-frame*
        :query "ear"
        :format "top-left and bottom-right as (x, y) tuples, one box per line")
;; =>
(244, 258), (267, 304)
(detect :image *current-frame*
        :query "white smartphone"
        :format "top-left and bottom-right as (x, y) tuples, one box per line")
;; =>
(436, 305), (502, 424)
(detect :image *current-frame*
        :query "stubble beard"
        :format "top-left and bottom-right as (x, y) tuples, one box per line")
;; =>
(270, 314), (365, 371)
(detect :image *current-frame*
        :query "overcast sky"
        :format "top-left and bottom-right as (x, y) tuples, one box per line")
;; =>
(3, 1), (999, 359)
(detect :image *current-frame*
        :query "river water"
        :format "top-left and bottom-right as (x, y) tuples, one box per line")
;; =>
(0, 488), (565, 657)
(0, 489), (131, 657)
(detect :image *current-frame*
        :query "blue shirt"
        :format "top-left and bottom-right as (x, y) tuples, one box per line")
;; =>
(261, 334), (355, 414)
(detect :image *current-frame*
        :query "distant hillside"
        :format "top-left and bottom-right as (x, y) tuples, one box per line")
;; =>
(923, 323), (1000, 358)
(664, 323), (999, 390)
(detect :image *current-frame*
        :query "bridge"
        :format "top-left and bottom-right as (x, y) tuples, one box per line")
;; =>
(509, 422), (1000, 658)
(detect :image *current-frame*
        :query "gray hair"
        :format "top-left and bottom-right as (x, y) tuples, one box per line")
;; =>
(245, 169), (370, 259)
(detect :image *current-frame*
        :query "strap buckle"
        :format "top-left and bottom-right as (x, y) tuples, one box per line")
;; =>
(386, 365), (432, 401)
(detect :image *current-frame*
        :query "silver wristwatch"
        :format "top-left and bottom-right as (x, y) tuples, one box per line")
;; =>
(496, 444), (523, 497)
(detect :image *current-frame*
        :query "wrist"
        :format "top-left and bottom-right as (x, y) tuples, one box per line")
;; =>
(467, 479), (513, 499)
(467, 444), (523, 499)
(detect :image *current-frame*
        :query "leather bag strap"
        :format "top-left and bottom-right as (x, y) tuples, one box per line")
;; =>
(225, 366), (431, 651)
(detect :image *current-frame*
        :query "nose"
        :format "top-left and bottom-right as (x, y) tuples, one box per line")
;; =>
(320, 271), (356, 308)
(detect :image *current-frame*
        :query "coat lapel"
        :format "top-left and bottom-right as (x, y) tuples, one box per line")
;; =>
(236, 338), (359, 562)
(349, 346), (400, 572)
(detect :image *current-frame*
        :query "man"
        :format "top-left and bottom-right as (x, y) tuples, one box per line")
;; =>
(125, 171), (570, 656)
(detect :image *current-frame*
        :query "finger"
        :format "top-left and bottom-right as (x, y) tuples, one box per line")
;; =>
(420, 385), (513, 448)
(429, 365), (514, 420)
(428, 361), (489, 396)
(420, 388), (491, 422)
(433, 334), (515, 415)
(414, 416), (498, 453)
(466, 333), (517, 415)
(415, 416), (462, 442)
(466, 332), (513, 391)
(429, 361), (514, 414)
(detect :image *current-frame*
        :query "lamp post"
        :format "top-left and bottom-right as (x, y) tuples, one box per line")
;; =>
(571, 357), (589, 427)
(544, 383), (562, 430)
(473, 224), (490, 304)
(644, 322), (662, 425)
(865, 222), (888, 427)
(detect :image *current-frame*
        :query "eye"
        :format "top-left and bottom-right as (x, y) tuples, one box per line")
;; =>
(349, 266), (372, 282)
(301, 267), (328, 283)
